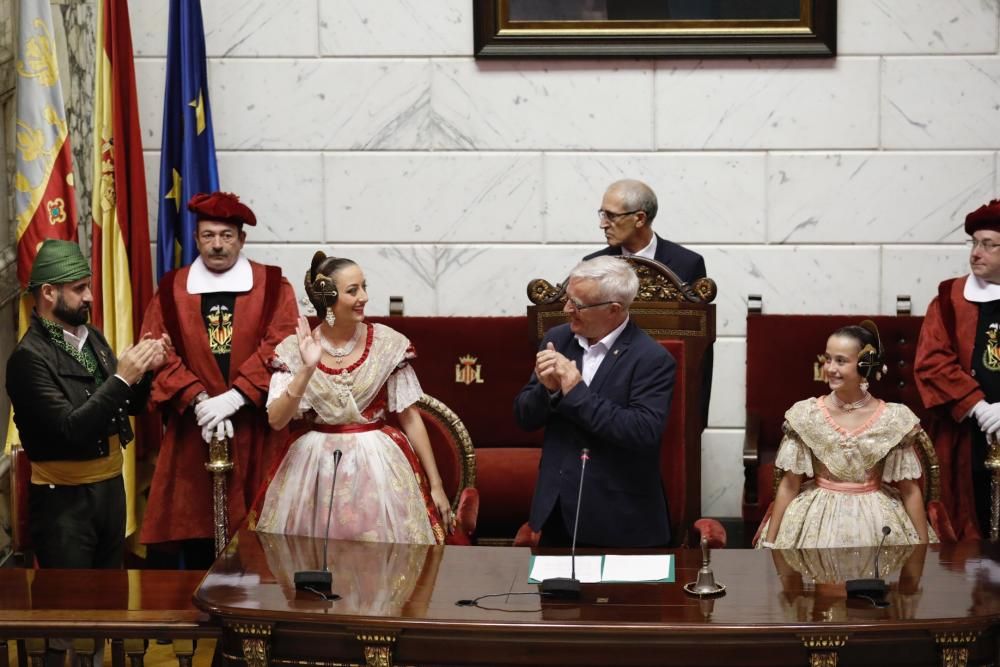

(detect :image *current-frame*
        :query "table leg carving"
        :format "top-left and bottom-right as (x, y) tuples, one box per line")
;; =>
(800, 635), (848, 667)
(72, 638), (97, 667)
(172, 639), (195, 667)
(122, 639), (147, 667)
(935, 631), (981, 667)
(231, 623), (272, 667)
(355, 634), (397, 667)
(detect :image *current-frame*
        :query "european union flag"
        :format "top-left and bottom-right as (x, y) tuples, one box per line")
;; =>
(156, 0), (218, 281)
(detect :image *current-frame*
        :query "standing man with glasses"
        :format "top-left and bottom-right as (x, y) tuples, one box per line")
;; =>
(514, 256), (676, 547)
(139, 192), (299, 568)
(915, 199), (1000, 540)
(584, 178), (706, 284)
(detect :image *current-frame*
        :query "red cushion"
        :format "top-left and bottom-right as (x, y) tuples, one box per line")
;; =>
(693, 518), (727, 549)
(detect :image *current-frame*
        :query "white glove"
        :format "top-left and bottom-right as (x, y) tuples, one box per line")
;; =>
(195, 389), (245, 430)
(973, 401), (1000, 436)
(201, 418), (234, 444)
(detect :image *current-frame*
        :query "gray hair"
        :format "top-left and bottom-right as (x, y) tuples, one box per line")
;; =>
(609, 179), (657, 224)
(567, 256), (639, 308)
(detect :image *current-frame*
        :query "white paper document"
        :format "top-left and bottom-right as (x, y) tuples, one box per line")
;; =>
(528, 555), (603, 583)
(528, 554), (674, 583)
(601, 554), (672, 582)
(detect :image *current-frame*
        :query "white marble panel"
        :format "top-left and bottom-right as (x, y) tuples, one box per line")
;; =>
(434, 245), (594, 316)
(701, 428), (744, 518)
(320, 0), (471, 56)
(544, 153), (766, 244)
(707, 338), (746, 430)
(768, 152), (994, 243)
(699, 246), (883, 337)
(243, 244), (437, 316)
(141, 152), (323, 244)
(431, 59), (653, 150)
(883, 57), (1000, 149)
(130, 0), (319, 57)
(135, 59), (166, 151)
(881, 245), (971, 316)
(324, 153), (543, 243)
(137, 59), (432, 150)
(839, 0), (998, 55)
(216, 153), (324, 243)
(655, 58), (879, 149)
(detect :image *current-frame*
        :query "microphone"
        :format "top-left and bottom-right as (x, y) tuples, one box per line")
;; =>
(846, 526), (891, 607)
(294, 449), (343, 596)
(540, 448), (590, 600)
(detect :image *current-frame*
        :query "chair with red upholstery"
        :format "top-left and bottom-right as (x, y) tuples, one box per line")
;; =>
(408, 394), (479, 544)
(516, 256), (718, 546)
(742, 311), (956, 545)
(9, 444), (33, 567)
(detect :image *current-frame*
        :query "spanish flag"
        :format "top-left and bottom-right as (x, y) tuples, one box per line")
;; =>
(90, 0), (154, 539)
(6, 0), (81, 453)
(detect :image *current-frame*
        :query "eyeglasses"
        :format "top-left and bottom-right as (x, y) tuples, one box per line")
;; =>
(565, 297), (618, 312)
(967, 238), (1000, 252)
(598, 209), (641, 223)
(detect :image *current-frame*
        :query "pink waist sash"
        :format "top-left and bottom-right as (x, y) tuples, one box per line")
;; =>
(815, 476), (880, 494)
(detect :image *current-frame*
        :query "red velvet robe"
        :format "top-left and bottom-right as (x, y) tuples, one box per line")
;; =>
(914, 276), (987, 540)
(139, 261), (299, 544)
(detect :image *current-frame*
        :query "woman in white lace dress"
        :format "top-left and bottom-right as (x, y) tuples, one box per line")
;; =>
(250, 252), (451, 544)
(756, 320), (934, 549)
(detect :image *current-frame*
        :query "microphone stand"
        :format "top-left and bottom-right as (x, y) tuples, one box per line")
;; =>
(846, 526), (891, 607)
(294, 449), (343, 596)
(540, 448), (590, 600)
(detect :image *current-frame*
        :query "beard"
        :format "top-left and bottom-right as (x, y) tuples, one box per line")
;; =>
(54, 294), (90, 327)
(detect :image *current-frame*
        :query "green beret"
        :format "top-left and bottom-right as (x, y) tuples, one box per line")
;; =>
(27, 239), (91, 289)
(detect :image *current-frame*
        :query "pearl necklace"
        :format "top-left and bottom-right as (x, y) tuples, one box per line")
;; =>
(320, 324), (362, 363)
(829, 390), (872, 412)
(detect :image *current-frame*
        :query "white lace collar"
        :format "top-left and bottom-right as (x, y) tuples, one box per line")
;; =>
(964, 273), (1000, 303)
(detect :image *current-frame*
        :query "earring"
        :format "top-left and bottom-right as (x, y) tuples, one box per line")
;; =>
(325, 307), (336, 327)
(860, 379), (869, 393)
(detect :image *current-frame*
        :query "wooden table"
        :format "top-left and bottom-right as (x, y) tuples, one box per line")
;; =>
(194, 530), (1000, 666)
(0, 569), (217, 667)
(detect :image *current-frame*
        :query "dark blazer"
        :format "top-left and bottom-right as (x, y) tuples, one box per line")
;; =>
(584, 233), (706, 285)
(514, 320), (675, 547)
(7, 313), (150, 463)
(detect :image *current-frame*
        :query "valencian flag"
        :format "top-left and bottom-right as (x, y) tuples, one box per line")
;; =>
(6, 0), (80, 453)
(90, 0), (154, 539)
(156, 0), (219, 281)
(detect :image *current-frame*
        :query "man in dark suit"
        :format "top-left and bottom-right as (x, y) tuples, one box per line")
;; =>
(584, 178), (706, 284)
(514, 256), (675, 547)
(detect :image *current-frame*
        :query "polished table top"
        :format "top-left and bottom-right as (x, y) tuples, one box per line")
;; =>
(194, 529), (1000, 633)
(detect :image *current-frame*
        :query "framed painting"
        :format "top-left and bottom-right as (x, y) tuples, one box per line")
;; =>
(473, 0), (836, 58)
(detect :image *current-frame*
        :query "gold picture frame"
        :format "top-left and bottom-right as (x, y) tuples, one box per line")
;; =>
(473, 0), (836, 58)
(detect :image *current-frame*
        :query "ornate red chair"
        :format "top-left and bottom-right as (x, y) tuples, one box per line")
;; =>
(742, 311), (957, 545)
(514, 257), (719, 547)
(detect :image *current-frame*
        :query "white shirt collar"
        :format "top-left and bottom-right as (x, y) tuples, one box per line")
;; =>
(186, 255), (253, 294)
(62, 324), (89, 352)
(575, 315), (629, 352)
(621, 235), (657, 261)
(964, 273), (1000, 303)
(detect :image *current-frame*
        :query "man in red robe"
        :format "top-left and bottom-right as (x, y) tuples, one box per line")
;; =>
(915, 199), (1000, 540)
(140, 192), (298, 567)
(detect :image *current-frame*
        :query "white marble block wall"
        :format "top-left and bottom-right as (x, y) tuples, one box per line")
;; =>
(128, 0), (997, 518)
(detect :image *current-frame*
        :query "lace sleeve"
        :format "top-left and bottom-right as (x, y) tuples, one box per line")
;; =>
(774, 424), (814, 477)
(387, 363), (423, 413)
(266, 370), (311, 416)
(882, 444), (923, 482)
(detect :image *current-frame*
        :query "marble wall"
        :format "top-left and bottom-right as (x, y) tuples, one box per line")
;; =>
(18, 0), (998, 519)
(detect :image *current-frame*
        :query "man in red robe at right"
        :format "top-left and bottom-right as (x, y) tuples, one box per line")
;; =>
(915, 199), (1000, 540)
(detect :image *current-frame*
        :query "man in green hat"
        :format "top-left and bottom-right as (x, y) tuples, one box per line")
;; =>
(6, 239), (169, 570)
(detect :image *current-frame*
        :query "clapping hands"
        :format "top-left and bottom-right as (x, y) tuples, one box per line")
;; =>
(117, 333), (172, 384)
(534, 342), (582, 395)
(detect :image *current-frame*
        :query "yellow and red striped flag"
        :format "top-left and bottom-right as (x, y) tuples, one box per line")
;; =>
(7, 0), (81, 453)
(90, 0), (155, 539)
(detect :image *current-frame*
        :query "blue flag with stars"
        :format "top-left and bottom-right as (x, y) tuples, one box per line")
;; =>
(156, 0), (219, 281)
